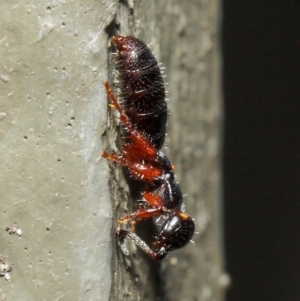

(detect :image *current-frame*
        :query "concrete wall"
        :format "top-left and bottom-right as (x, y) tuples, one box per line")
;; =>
(0, 1), (115, 300)
(0, 1), (225, 300)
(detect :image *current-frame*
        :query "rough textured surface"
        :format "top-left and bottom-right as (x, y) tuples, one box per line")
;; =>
(158, 2), (226, 301)
(0, 1), (115, 300)
(0, 0), (225, 300)
(108, 0), (226, 301)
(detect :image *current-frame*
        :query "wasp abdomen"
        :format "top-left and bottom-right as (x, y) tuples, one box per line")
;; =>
(112, 35), (167, 149)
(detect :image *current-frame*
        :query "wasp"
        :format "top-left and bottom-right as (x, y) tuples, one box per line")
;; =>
(102, 36), (195, 260)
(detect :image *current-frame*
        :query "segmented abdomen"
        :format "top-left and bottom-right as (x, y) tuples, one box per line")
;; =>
(112, 35), (167, 150)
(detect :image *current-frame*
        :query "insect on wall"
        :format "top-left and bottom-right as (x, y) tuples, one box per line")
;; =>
(102, 35), (195, 260)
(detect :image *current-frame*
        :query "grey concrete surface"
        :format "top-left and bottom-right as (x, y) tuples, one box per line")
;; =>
(0, 1), (116, 300)
(158, 1), (227, 300)
(0, 0), (225, 300)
